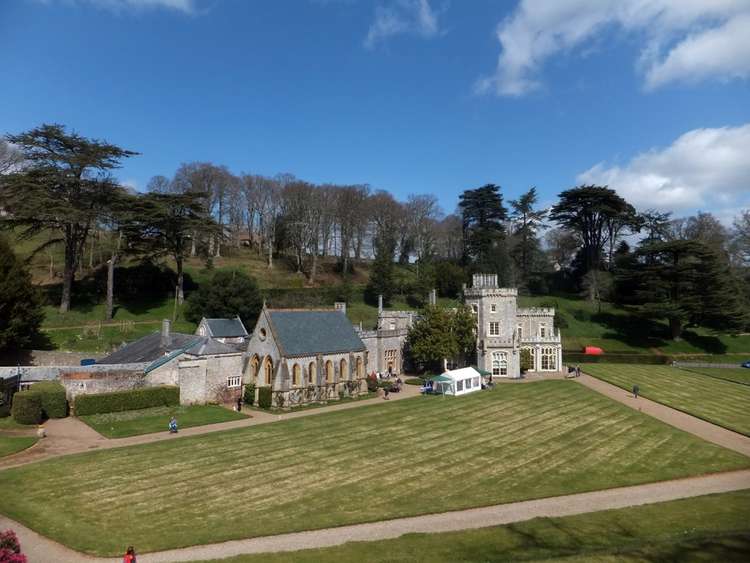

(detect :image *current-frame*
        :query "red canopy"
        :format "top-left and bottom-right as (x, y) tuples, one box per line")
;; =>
(583, 346), (604, 355)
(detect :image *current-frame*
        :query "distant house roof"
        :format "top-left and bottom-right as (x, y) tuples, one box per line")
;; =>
(98, 332), (204, 365)
(201, 317), (249, 338)
(267, 309), (366, 357)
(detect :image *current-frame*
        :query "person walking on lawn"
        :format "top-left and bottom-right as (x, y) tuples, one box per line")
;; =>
(632, 384), (640, 399)
(123, 546), (136, 563)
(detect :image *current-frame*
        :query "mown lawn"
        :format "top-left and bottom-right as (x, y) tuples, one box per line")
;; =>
(198, 490), (750, 563)
(583, 364), (750, 436)
(0, 381), (747, 556)
(679, 367), (750, 386)
(0, 436), (37, 458)
(80, 405), (249, 438)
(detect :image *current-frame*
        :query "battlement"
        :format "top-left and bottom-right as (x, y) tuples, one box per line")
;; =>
(517, 307), (555, 317)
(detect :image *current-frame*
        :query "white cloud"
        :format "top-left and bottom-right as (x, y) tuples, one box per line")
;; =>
(40, 0), (195, 14)
(577, 123), (750, 212)
(365, 0), (442, 49)
(476, 0), (750, 96)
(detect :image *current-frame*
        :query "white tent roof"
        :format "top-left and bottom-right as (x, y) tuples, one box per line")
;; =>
(440, 366), (482, 382)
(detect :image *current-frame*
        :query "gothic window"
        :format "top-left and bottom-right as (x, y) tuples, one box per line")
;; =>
(492, 351), (508, 376)
(308, 361), (316, 385)
(292, 364), (301, 386)
(488, 322), (500, 336)
(227, 376), (241, 388)
(541, 347), (556, 370)
(525, 347), (536, 370)
(325, 360), (334, 383)
(340, 359), (348, 380)
(263, 356), (273, 385)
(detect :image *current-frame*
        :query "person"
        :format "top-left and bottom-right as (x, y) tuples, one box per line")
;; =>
(169, 416), (178, 433)
(236, 396), (243, 412)
(383, 386), (390, 400)
(575, 365), (581, 378)
(36, 424), (46, 438)
(123, 546), (136, 563)
(632, 384), (639, 399)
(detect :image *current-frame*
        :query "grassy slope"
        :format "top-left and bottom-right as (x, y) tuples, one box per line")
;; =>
(0, 436), (37, 458)
(583, 364), (750, 436)
(197, 490), (750, 563)
(518, 295), (750, 356)
(79, 405), (249, 438)
(0, 381), (747, 555)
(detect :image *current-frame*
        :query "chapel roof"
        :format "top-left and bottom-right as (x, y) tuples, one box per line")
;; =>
(266, 309), (366, 357)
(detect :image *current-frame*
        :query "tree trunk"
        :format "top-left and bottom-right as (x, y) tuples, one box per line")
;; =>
(60, 234), (77, 313)
(267, 236), (273, 268)
(176, 257), (185, 305)
(105, 255), (116, 321)
(310, 252), (318, 283)
(191, 233), (197, 257)
(669, 317), (682, 340)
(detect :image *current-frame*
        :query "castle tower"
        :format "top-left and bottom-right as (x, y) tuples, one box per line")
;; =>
(464, 273), (520, 378)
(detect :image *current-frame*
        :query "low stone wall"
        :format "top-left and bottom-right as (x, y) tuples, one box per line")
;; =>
(60, 369), (146, 403)
(673, 362), (746, 369)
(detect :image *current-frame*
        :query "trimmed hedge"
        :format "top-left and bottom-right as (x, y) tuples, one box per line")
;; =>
(29, 381), (68, 419)
(11, 391), (42, 425)
(75, 386), (179, 416)
(243, 384), (255, 406)
(564, 352), (671, 365)
(257, 386), (272, 409)
(0, 404), (10, 418)
(404, 378), (425, 386)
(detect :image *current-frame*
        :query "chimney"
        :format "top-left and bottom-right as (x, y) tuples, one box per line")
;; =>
(378, 294), (383, 314)
(161, 319), (171, 348)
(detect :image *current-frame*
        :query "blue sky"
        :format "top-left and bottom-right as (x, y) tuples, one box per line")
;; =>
(1, 0), (749, 220)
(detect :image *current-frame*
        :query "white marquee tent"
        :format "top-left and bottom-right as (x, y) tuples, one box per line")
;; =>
(429, 366), (483, 396)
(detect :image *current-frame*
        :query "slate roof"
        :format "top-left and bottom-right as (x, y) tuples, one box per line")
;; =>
(202, 317), (248, 338)
(267, 309), (366, 357)
(98, 332), (204, 364)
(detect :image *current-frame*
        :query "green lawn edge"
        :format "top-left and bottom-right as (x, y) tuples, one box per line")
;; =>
(0, 436), (38, 459)
(192, 489), (750, 563)
(79, 405), (250, 438)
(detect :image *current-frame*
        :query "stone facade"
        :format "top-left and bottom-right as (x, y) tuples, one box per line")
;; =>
(245, 308), (368, 409)
(464, 274), (562, 378)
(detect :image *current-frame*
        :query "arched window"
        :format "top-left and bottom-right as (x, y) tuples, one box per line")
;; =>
(325, 360), (334, 383)
(248, 355), (260, 382)
(356, 356), (364, 378)
(308, 362), (316, 385)
(340, 359), (348, 381)
(292, 364), (301, 386)
(491, 351), (507, 376)
(263, 356), (273, 385)
(541, 347), (556, 371)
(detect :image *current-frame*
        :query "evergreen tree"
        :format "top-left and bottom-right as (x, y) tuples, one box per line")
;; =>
(509, 187), (547, 289)
(618, 240), (746, 340)
(1, 124), (137, 313)
(459, 184), (513, 285)
(184, 270), (263, 329)
(365, 233), (396, 307)
(0, 236), (44, 353)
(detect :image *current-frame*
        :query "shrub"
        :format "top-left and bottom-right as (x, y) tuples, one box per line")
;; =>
(366, 374), (378, 393)
(243, 383), (255, 406)
(257, 386), (273, 409)
(404, 377), (424, 386)
(0, 405), (9, 418)
(0, 529), (26, 563)
(75, 386), (179, 416)
(10, 392), (42, 425)
(28, 381), (68, 419)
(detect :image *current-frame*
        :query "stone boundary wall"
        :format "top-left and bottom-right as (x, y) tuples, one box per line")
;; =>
(673, 362), (746, 369)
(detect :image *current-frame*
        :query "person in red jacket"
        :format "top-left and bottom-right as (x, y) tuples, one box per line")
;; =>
(123, 546), (136, 563)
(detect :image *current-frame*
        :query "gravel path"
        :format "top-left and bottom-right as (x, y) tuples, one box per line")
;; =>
(3, 469), (749, 563)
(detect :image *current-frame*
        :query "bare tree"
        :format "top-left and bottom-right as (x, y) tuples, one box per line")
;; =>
(406, 194), (442, 262)
(146, 175), (173, 194)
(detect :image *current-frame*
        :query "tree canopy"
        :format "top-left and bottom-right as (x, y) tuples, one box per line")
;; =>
(0, 236), (44, 353)
(184, 270), (263, 329)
